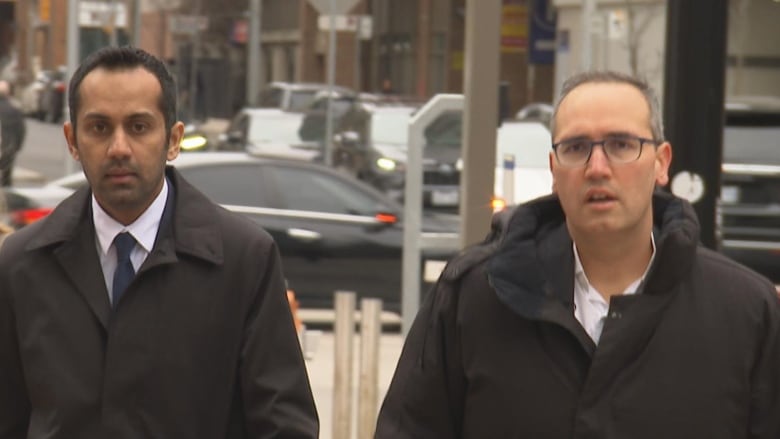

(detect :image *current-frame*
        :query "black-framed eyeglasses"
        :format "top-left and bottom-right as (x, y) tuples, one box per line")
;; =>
(552, 135), (658, 167)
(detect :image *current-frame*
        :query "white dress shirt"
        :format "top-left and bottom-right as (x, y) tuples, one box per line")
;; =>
(93, 179), (169, 305)
(573, 234), (656, 344)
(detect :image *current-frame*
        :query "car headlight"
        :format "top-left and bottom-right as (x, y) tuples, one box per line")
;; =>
(180, 135), (208, 151)
(721, 185), (740, 204)
(376, 157), (397, 171)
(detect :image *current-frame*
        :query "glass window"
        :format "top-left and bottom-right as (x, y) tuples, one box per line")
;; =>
(723, 126), (780, 165)
(259, 88), (283, 108)
(266, 166), (390, 215)
(425, 110), (462, 147)
(288, 90), (318, 112)
(178, 164), (269, 207)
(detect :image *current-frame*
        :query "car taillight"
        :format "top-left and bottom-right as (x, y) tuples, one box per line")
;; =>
(375, 212), (398, 224)
(11, 208), (54, 227)
(55, 82), (66, 93)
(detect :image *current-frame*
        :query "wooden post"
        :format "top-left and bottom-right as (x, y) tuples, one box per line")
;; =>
(332, 291), (356, 439)
(357, 298), (382, 439)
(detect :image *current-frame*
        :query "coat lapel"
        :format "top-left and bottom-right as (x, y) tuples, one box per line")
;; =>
(53, 221), (112, 330)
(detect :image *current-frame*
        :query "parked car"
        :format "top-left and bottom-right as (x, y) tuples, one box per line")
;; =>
(719, 96), (780, 283)
(3, 153), (459, 312)
(216, 108), (320, 161)
(331, 104), (417, 199)
(331, 99), (553, 210)
(298, 88), (362, 146)
(258, 82), (353, 113)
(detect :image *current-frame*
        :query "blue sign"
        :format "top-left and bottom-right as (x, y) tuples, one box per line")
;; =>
(529, 0), (556, 65)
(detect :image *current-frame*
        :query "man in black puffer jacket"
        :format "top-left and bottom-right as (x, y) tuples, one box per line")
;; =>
(376, 71), (780, 439)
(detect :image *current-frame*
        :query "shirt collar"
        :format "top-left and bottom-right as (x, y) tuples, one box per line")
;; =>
(573, 232), (657, 296)
(93, 179), (169, 256)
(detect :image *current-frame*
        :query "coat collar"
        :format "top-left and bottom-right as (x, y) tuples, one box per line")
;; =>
(26, 166), (224, 266)
(486, 191), (700, 325)
(24, 167), (225, 329)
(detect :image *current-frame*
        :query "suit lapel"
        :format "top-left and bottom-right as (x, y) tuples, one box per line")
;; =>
(53, 218), (112, 330)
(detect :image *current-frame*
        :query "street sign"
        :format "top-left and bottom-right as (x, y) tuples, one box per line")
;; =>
(307, 0), (360, 15)
(168, 15), (209, 35)
(79, 1), (127, 28)
(317, 15), (373, 38)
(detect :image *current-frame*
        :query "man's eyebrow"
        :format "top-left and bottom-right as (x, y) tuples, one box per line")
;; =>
(604, 131), (640, 138)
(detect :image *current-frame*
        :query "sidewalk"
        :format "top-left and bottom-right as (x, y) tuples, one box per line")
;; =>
(304, 331), (404, 439)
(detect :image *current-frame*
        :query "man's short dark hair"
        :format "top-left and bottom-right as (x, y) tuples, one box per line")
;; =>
(551, 71), (665, 143)
(68, 46), (178, 141)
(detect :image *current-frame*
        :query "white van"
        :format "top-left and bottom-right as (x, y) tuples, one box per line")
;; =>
(493, 120), (554, 209)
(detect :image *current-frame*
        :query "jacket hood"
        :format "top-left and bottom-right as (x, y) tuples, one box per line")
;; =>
(486, 191), (701, 321)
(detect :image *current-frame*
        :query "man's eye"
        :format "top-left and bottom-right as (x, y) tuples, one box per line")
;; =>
(562, 141), (588, 154)
(609, 138), (635, 150)
(92, 123), (108, 134)
(131, 123), (148, 133)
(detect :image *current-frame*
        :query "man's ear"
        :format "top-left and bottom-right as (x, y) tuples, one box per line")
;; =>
(655, 142), (673, 186)
(167, 122), (184, 161)
(63, 122), (80, 161)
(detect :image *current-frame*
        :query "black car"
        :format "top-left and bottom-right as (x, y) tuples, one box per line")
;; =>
(331, 103), (467, 211)
(719, 97), (780, 283)
(4, 153), (459, 312)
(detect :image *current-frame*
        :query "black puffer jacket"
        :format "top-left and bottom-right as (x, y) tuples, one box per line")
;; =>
(376, 192), (780, 439)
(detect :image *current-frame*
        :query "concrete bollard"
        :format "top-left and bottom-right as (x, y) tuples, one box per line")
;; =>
(332, 291), (356, 439)
(357, 298), (383, 439)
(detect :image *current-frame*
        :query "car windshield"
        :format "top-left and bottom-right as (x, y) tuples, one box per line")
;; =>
(370, 110), (413, 146)
(249, 114), (305, 145)
(723, 126), (780, 165)
(288, 91), (318, 112)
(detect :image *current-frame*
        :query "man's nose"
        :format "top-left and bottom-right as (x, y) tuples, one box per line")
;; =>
(107, 129), (132, 156)
(584, 144), (611, 176)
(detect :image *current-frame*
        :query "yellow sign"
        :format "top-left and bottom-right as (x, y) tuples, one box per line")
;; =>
(39, 0), (51, 23)
(501, 3), (528, 53)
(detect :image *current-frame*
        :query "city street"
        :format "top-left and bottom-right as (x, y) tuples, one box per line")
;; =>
(15, 117), (74, 184)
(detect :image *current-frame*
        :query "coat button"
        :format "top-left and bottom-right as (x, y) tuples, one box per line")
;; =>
(609, 311), (622, 319)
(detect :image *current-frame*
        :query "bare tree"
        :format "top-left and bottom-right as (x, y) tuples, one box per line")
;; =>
(621, 0), (662, 77)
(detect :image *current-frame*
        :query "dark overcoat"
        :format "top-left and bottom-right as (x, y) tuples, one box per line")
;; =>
(0, 167), (319, 438)
(376, 193), (780, 439)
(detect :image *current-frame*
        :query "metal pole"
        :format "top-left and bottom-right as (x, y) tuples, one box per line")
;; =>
(357, 298), (382, 439)
(133, 0), (141, 46)
(662, 0), (729, 250)
(109, 0), (118, 46)
(65, 0), (80, 176)
(27, 0), (37, 77)
(460, 0), (501, 247)
(188, 0), (202, 122)
(354, 15), (361, 90)
(332, 291), (355, 439)
(324, 0), (337, 167)
(246, 0), (262, 107)
(580, 0), (595, 70)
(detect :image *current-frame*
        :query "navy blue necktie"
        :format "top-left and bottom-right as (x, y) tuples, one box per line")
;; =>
(112, 232), (136, 307)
